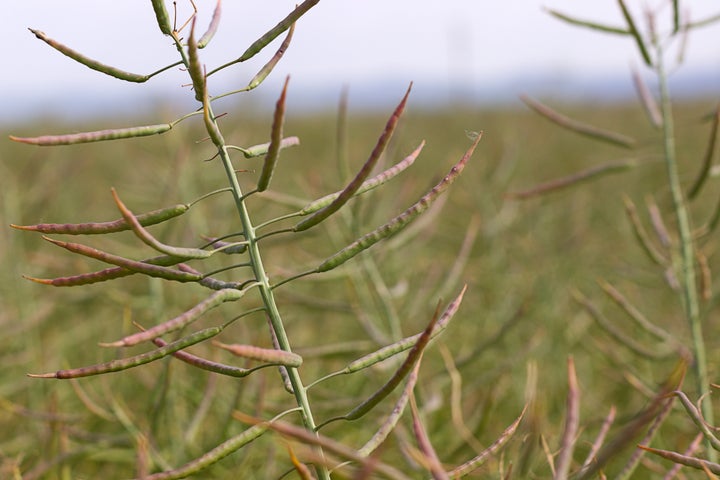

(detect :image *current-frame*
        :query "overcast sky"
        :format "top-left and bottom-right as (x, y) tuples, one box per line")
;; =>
(4, 1), (719, 121)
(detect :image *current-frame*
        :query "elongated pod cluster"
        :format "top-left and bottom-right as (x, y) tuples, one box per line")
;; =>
(9, 2), (492, 479)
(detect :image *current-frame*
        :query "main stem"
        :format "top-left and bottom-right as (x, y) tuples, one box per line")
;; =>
(209, 109), (331, 479)
(172, 27), (330, 476)
(656, 48), (715, 460)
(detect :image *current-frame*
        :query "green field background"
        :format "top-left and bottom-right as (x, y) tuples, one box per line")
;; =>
(1, 98), (718, 478)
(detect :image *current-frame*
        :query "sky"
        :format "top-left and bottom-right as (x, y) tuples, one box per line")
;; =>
(4, 1), (719, 121)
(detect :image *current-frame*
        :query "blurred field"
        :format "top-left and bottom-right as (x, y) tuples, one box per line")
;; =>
(1, 97), (718, 478)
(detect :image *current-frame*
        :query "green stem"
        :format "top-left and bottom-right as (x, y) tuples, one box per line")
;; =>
(656, 44), (715, 461)
(174, 29), (329, 478)
(206, 99), (330, 480)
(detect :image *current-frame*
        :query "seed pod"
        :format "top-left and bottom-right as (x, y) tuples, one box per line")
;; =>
(29, 327), (221, 379)
(544, 8), (630, 34)
(617, 0), (652, 66)
(27, 29), (175, 83)
(316, 134), (480, 272)
(579, 360), (686, 480)
(151, 0), (172, 35)
(41, 236), (202, 283)
(357, 359), (422, 457)
(246, 23), (294, 90)
(25, 254), (183, 287)
(672, 391), (720, 451)
(111, 189), (213, 259)
(505, 160), (636, 200)
(599, 280), (678, 345)
(572, 290), (670, 359)
(703, 189), (720, 237)
(177, 264), (244, 291)
(447, 410), (526, 478)
(621, 196), (667, 266)
(103, 288), (247, 347)
(152, 336), (255, 377)
(201, 238), (248, 255)
(257, 77), (290, 192)
(214, 342), (303, 367)
(409, 391), (445, 479)
(671, 0), (680, 33)
(688, 105), (720, 200)
(10, 123), (172, 146)
(198, 0), (222, 48)
(187, 19), (205, 102)
(520, 95), (635, 148)
(631, 67), (662, 129)
(343, 299), (446, 421)
(645, 197), (671, 249)
(344, 286), (466, 373)
(12, 203), (189, 235)
(202, 83), (225, 148)
(299, 141), (424, 216)
(239, 0), (319, 62)
(295, 83), (412, 232)
(24, 270), (122, 287)
(139, 424), (270, 480)
(237, 136), (300, 158)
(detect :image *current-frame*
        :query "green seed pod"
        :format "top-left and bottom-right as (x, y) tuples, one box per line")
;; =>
(10, 123), (173, 146)
(104, 288), (246, 347)
(187, 19), (205, 102)
(572, 290), (667, 359)
(41, 236), (202, 283)
(202, 87), (225, 147)
(505, 160), (635, 200)
(345, 335), (423, 373)
(357, 360), (421, 457)
(237, 136), (300, 158)
(621, 196), (667, 266)
(12, 203), (189, 235)
(202, 238), (248, 255)
(544, 8), (630, 34)
(257, 77), (290, 192)
(345, 286), (466, 374)
(25, 254), (183, 287)
(215, 342), (302, 367)
(299, 141), (424, 216)
(689, 105), (720, 200)
(295, 84), (412, 232)
(246, 24), (295, 90)
(343, 301), (444, 421)
(599, 280), (678, 345)
(618, 0), (652, 66)
(239, 0), (319, 62)
(151, 0), (172, 35)
(447, 411), (525, 478)
(29, 327), (221, 379)
(152, 336), (255, 377)
(139, 424), (270, 479)
(28, 29), (161, 83)
(177, 264), (244, 291)
(111, 189), (213, 259)
(520, 95), (635, 148)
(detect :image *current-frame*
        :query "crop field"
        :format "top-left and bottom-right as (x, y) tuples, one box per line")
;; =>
(2, 1), (720, 478)
(1, 96), (718, 479)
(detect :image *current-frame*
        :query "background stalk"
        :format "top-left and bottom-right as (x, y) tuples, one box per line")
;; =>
(655, 43), (715, 461)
